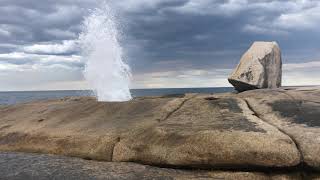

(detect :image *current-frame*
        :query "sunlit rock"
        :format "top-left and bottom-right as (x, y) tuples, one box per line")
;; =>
(228, 41), (282, 92)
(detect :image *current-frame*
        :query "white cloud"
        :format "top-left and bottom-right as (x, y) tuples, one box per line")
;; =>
(0, 62), (21, 71)
(0, 28), (10, 37)
(274, 5), (320, 30)
(31, 80), (89, 91)
(0, 52), (82, 65)
(22, 40), (78, 55)
(114, 0), (168, 12)
(242, 1), (320, 35)
(132, 61), (320, 89)
(0, 60), (85, 91)
(0, 52), (27, 59)
(283, 70), (320, 86)
(42, 5), (83, 26)
(45, 29), (77, 39)
(0, 43), (17, 49)
(132, 68), (233, 89)
(282, 61), (320, 86)
(242, 24), (288, 35)
(283, 60), (320, 71)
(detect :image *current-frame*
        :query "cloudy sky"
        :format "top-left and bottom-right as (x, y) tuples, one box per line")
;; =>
(0, 0), (319, 91)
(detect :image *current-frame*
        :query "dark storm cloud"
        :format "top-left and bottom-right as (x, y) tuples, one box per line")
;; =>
(0, 0), (319, 90)
(0, 0), (97, 46)
(113, 0), (320, 73)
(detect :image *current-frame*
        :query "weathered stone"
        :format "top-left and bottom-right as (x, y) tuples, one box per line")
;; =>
(1, 88), (320, 172)
(0, 95), (189, 161)
(228, 41), (282, 92)
(113, 95), (300, 168)
(238, 87), (320, 170)
(0, 152), (304, 180)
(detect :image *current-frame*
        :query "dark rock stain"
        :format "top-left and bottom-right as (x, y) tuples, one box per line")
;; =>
(240, 69), (254, 81)
(37, 118), (45, 122)
(270, 100), (320, 127)
(206, 98), (266, 133)
(161, 94), (185, 98)
(204, 97), (219, 101)
(0, 132), (28, 145)
(215, 98), (243, 113)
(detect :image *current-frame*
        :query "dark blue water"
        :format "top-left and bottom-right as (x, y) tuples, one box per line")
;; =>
(0, 87), (234, 105)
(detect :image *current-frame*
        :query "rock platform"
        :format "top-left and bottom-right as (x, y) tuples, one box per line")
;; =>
(0, 87), (319, 179)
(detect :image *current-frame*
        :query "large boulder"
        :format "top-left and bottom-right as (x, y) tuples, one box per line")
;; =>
(228, 41), (282, 92)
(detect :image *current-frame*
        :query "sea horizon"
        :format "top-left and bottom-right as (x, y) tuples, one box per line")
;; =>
(0, 87), (235, 105)
(1, 84), (319, 93)
(1, 85), (319, 105)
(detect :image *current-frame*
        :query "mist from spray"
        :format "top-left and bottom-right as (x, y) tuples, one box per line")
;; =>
(79, 3), (132, 102)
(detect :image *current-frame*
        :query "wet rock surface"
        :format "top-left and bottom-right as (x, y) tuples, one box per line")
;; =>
(0, 87), (319, 178)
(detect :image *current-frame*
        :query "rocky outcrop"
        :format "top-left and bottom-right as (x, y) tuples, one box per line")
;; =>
(228, 41), (282, 92)
(0, 87), (319, 178)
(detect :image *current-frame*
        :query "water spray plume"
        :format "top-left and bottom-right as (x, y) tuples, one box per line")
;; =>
(79, 3), (132, 102)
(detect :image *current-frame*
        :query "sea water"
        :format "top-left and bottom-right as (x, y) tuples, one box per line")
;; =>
(0, 87), (234, 105)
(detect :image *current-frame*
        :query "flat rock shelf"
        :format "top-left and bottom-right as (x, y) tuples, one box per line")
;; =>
(0, 87), (320, 179)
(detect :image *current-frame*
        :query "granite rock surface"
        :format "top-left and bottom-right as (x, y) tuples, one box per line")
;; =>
(228, 41), (282, 92)
(0, 87), (319, 178)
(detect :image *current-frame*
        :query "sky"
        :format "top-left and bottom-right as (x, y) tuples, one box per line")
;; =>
(0, 0), (319, 91)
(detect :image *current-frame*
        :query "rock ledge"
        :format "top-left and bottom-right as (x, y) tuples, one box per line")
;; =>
(0, 87), (319, 179)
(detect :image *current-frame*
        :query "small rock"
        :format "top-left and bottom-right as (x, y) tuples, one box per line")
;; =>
(228, 41), (282, 92)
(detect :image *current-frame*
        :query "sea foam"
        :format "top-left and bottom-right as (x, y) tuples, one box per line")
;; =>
(79, 3), (132, 102)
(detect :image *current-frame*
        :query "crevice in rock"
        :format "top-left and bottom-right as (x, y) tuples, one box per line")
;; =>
(111, 136), (121, 162)
(125, 160), (318, 174)
(243, 98), (305, 166)
(160, 95), (197, 123)
(111, 95), (196, 162)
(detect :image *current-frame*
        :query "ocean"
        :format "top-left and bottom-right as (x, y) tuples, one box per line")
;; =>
(0, 87), (234, 105)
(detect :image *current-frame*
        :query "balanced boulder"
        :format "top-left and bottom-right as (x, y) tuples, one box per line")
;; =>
(228, 41), (282, 92)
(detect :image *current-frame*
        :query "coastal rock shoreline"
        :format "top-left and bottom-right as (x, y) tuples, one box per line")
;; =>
(0, 87), (319, 179)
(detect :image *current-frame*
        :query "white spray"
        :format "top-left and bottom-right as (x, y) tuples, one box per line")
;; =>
(79, 3), (132, 102)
